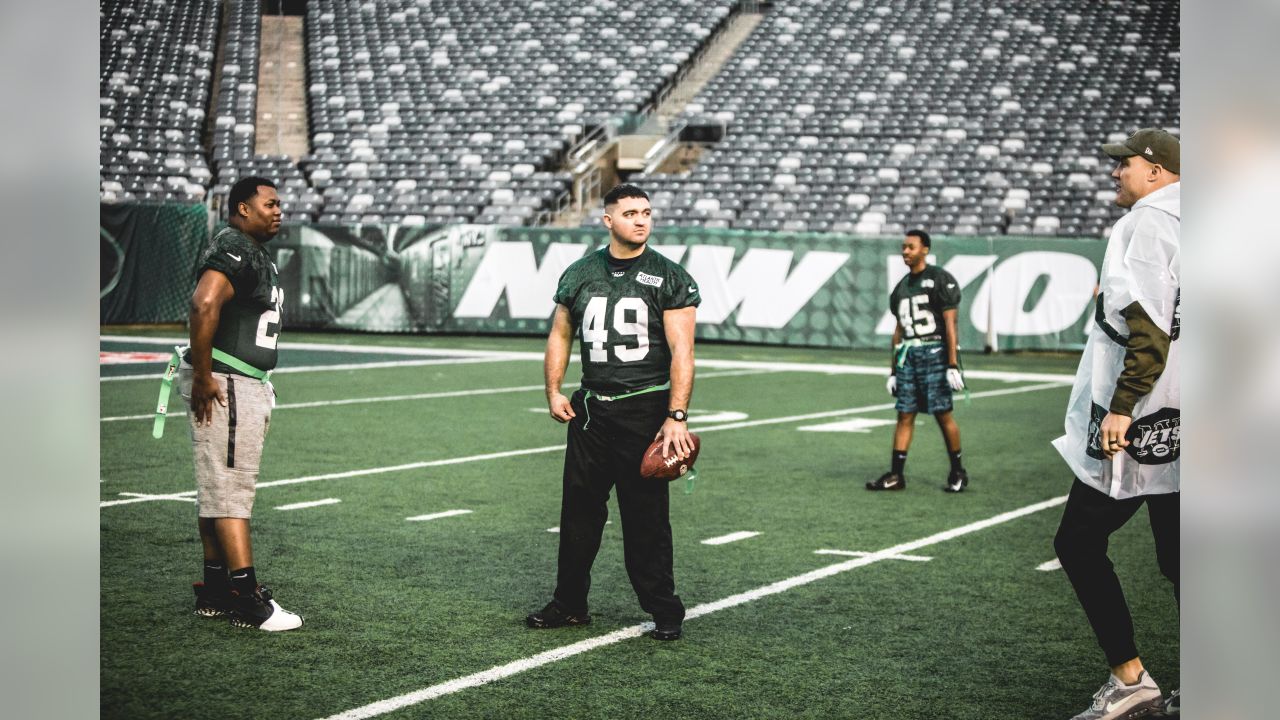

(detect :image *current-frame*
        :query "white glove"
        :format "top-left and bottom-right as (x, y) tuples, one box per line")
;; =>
(886, 375), (897, 396)
(946, 367), (965, 391)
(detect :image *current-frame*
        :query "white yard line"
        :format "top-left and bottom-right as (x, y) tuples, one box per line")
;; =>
(101, 382), (1067, 508)
(687, 381), (1067, 434)
(101, 335), (1074, 383)
(406, 509), (473, 522)
(100, 335), (543, 360)
(101, 356), (519, 383)
(315, 495), (1068, 720)
(814, 549), (932, 562)
(99, 446), (564, 508)
(701, 531), (761, 545)
(115, 492), (196, 504)
(1037, 558), (1063, 572)
(276, 498), (342, 511)
(101, 369), (771, 423)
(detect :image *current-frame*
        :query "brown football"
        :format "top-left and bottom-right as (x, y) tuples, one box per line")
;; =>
(639, 433), (701, 481)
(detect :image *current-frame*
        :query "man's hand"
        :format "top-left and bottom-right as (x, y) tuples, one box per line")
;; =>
(1099, 412), (1132, 458)
(548, 392), (576, 423)
(190, 374), (226, 426)
(656, 417), (693, 460)
(946, 367), (965, 391)
(886, 375), (897, 396)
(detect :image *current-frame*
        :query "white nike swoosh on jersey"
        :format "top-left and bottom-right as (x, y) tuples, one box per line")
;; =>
(226, 252), (242, 261)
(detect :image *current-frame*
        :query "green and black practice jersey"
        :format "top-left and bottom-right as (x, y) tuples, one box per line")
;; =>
(554, 246), (700, 394)
(187, 227), (283, 374)
(889, 264), (961, 342)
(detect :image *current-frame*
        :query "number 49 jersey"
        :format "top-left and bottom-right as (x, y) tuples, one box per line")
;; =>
(195, 227), (283, 374)
(889, 265), (961, 342)
(554, 247), (700, 394)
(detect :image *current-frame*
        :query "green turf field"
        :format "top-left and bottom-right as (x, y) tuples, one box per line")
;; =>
(100, 329), (1179, 719)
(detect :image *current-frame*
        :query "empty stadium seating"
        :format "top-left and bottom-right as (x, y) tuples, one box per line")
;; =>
(297, 0), (738, 225)
(99, 0), (219, 203)
(101, 0), (1178, 238)
(634, 0), (1179, 237)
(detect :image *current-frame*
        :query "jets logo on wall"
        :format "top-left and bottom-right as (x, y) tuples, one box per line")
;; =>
(1125, 407), (1180, 465)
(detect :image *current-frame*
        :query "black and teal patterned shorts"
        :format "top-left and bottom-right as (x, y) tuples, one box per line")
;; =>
(895, 343), (953, 415)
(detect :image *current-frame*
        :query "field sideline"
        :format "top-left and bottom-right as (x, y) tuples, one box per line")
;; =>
(100, 330), (1179, 719)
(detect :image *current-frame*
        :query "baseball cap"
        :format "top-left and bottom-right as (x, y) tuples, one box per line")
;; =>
(1102, 128), (1180, 174)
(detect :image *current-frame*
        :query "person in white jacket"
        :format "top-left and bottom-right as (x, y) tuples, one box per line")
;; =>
(1051, 128), (1181, 720)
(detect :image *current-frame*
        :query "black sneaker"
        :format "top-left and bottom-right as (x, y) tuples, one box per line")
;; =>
(944, 469), (969, 493)
(650, 616), (683, 641)
(193, 582), (233, 618)
(525, 601), (591, 629)
(227, 584), (303, 632)
(866, 472), (906, 491)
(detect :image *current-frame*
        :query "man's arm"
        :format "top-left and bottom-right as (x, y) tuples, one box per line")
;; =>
(658, 305), (696, 458)
(1100, 301), (1172, 457)
(942, 307), (965, 390)
(890, 322), (902, 371)
(189, 269), (235, 426)
(942, 308), (960, 367)
(545, 304), (576, 423)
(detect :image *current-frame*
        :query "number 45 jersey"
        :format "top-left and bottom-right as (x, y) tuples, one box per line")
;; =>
(554, 247), (700, 395)
(193, 226), (283, 374)
(888, 265), (961, 341)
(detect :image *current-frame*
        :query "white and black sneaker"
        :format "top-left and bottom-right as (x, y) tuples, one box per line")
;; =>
(866, 472), (906, 491)
(1070, 671), (1163, 720)
(944, 469), (969, 493)
(228, 584), (303, 632)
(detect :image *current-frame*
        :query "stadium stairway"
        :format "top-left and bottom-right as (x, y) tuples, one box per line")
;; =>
(256, 14), (308, 159)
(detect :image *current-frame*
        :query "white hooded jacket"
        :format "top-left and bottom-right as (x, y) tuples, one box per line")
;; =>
(1052, 182), (1180, 499)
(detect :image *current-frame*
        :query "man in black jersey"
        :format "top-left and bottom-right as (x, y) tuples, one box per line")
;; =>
(868, 229), (970, 493)
(180, 176), (301, 631)
(527, 184), (700, 641)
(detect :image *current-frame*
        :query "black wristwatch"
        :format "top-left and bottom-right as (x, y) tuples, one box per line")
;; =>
(667, 409), (688, 422)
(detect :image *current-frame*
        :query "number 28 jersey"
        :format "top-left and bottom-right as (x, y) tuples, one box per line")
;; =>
(553, 247), (700, 394)
(889, 265), (961, 342)
(193, 227), (283, 374)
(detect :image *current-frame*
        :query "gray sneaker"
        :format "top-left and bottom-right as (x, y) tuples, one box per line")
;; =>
(1152, 689), (1179, 717)
(1070, 671), (1163, 720)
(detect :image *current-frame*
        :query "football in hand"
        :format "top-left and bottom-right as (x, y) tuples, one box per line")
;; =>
(640, 433), (701, 481)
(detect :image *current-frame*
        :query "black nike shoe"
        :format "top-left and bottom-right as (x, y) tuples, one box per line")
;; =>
(525, 601), (591, 629)
(866, 472), (906, 491)
(227, 584), (303, 631)
(193, 582), (233, 618)
(650, 616), (683, 641)
(944, 469), (969, 493)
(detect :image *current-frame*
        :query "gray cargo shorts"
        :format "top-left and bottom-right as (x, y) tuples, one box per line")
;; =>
(179, 365), (273, 518)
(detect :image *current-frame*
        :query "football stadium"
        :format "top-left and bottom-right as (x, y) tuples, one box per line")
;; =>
(100, 1), (1180, 718)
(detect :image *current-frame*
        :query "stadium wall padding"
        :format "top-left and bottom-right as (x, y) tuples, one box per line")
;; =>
(100, 213), (1106, 351)
(100, 203), (209, 324)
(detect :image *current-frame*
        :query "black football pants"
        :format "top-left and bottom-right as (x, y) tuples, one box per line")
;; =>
(1054, 479), (1180, 667)
(553, 387), (685, 622)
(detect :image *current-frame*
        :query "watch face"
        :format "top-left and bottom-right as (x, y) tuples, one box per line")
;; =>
(670, 410), (687, 421)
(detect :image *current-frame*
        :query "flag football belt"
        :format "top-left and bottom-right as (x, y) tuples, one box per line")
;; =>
(894, 337), (942, 369)
(152, 346), (272, 439)
(580, 381), (671, 430)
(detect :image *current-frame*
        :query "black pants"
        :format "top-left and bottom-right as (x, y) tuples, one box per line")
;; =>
(1054, 479), (1179, 666)
(553, 387), (685, 622)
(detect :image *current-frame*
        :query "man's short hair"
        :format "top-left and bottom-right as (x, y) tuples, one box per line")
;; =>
(906, 229), (931, 248)
(603, 183), (649, 207)
(228, 176), (277, 219)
